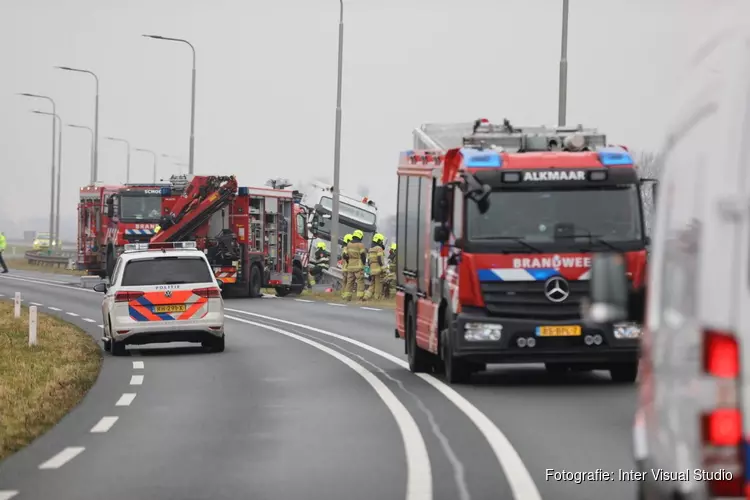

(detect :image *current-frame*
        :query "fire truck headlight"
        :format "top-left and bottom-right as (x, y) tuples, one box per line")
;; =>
(613, 322), (642, 339)
(464, 322), (503, 341)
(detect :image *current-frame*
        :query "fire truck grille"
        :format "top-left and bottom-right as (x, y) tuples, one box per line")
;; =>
(479, 280), (589, 321)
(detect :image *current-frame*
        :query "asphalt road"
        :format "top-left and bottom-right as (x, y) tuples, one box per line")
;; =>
(0, 270), (640, 500)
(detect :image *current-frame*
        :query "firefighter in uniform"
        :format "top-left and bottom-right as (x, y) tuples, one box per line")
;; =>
(308, 241), (330, 286)
(343, 229), (366, 301)
(340, 234), (353, 297)
(383, 242), (397, 295)
(0, 232), (8, 273)
(364, 234), (386, 300)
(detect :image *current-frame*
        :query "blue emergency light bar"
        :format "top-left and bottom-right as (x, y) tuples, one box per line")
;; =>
(124, 241), (197, 252)
(460, 148), (503, 167)
(238, 187), (249, 196)
(597, 147), (633, 166)
(160, 187), (172, 196)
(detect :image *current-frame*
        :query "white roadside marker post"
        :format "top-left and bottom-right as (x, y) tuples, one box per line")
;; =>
(29, 306), (38, 346)
(14, 292), (21, 318)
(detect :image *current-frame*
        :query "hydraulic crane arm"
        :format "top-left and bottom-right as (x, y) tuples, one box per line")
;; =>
(150, 175), (238, 243)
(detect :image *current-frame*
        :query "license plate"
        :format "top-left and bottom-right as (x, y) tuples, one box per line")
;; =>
(536, 325), (582, 337)
(154, 304), (187, 313)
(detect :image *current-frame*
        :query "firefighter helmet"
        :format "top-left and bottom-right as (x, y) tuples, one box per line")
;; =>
(352, 229), (364, 239)
(316, 241), (327, 250)
(390, 242), (397, 250)
(372, 233), (385, 243)
(343, 234), (353, 243)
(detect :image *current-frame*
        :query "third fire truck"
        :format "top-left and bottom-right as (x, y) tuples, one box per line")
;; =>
(395, 118), (654, 384)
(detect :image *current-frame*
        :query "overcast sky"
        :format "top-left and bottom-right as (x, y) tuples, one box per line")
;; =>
(0, 0), (713, 238)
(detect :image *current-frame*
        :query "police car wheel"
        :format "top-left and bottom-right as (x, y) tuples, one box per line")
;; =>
(545, 363), (569, 377)
(111, 339), (126, 356)
(102, 337), (111, 352)
(203, 335), (225, 353)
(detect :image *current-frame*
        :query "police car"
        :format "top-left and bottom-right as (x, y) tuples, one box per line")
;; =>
(93, 241), (225, 355)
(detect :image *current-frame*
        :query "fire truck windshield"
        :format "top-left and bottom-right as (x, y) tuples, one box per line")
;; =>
(466, 185), (643, 250)
(119, 196), (162, 221)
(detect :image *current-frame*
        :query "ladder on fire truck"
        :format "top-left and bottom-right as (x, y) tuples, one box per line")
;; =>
(414, 118), (608, 153)
(150, 175), (239, 243)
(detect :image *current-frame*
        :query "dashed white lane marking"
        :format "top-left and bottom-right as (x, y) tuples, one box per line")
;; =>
(225, 308), (542, 500)
(294, 299), (314, 303)
(38, 447), (85, 469)
(82, 318), (97, 323)
(361, 307), (382, 311)
(98, 324), (104, 328)
(0, 294), (4, 297)
(226, 314), (432, 500)
(65, 312), (79, 317)
(48, 306), (62, 311)
(116, 393), (136, 406)
(327, 303), (347, 307)
(30, 302), (44, 306)
(0, 491), (18, 500)
(90, 416), (119, 433)
(130, 375), (144, 385)
(132, 361), (144, 369)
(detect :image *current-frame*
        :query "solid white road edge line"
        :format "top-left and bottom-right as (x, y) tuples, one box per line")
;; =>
(225, 308), (542, 500)
(0, 274), (98, 293)
(361, 307), (382, 311)
(132, 361), (144, 369)
(116, 393), (137, 406)
(0, 491), (18, 500)
(327, 303), (346, 307)
(90, 416), (119, 433)
(294, 299), (314, 303)
(225, 314), (432, 500)
(130, 375), (144, 385)
(38, 447), (85, 470)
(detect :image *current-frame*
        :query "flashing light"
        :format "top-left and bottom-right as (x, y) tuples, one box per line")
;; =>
(123, 241), (197, 252)
(460, 148), (503, 167)
(598, 147), (633, 166)
(160, 187), (172, 196)
(238, 187), (249, 196)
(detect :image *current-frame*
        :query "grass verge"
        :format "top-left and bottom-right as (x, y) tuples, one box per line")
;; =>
(0, 301), (101, 460)
(4, 256), (86, 276)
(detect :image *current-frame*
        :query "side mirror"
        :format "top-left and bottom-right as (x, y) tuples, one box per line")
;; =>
(469, 184), (492, 215)
(107, 204), (115, 218)
(432, 186), (450, 223)
(433, 224), (450, 243)
(93, 282), (108, 293)
(582, 253), (629, 325)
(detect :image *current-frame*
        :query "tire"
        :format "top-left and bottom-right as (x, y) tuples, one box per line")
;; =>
(609, 361), (638, 383)
(275, 287), (290, 297)
(249, 265), (262, 298)
(204, 335), (225, 353)
(545, 362), (569, 376)
(102, 315), (112, 352)
(111, 339), (126, 356)
(406, 302), (431, 373)
(441, 308), (470, 384)
(289, 267), (305, 296)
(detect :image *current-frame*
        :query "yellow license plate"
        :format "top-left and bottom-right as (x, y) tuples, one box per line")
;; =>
(536, 325), (582, 337)
(154, 304), (187, 313)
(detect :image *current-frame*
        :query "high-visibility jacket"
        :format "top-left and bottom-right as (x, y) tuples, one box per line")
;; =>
(344, 241), (366, 271)
(0, 234), (6, 251)
(340, 243), (349, 272)
(310, 249), (330, 268)
(388, 249), (397, 273)
(368, 245), (384, 275)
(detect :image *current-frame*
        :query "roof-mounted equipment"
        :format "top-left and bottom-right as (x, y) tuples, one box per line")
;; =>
(464, 118), (607, 153)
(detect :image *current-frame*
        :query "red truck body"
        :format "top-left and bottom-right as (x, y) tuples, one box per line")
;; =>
(395, 120), (650, 382)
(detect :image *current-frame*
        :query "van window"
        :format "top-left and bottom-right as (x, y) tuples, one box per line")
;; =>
(122, 257), (213, 287)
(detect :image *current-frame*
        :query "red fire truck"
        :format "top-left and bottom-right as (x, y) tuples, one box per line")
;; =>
(150, 177), (308, 297)
(395, 118), (655, 384)
(77, 182), (169, 277)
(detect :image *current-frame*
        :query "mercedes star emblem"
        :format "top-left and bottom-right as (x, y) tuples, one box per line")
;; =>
(164, 290), (172, 298)
(544, 276), (570, 303)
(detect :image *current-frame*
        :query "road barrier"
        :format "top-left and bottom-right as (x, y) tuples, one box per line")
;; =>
(25, 250), (75, 269)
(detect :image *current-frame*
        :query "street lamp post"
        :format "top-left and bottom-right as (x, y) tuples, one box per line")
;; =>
(33, 111), (63, 251)
(105, 136), (131, 183)
(135, 148), (158, 182)
(330, 0), (344, 262)
(558, 0), (570, 126)
(142, 34), (196, 174)
(19, 93), (56, 253)
(55, 66), (99, 182)
(68, 124), (94, 179)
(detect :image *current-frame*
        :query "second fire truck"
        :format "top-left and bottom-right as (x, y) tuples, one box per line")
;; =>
(395, 118), (654, 384)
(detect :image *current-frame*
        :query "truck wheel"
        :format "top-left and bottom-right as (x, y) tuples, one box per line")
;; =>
(609, 361), (638, 383)
(275, 287), (291, 297)
(406, 302), (431, 373)
(249, 265), (262, 298)
(441, 310), (470, 384)
(289, 267), (305, 296)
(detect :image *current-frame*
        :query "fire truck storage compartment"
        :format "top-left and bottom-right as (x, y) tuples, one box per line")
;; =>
(263, 196), (292, 283)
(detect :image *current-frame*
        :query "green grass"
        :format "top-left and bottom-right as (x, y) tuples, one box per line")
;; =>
(0, 301), (102, 460)
(4, 256), (86, 276)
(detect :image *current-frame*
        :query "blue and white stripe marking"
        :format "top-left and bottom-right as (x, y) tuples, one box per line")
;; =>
(478, 268), (591, 281)
(124, 229), (155, 235)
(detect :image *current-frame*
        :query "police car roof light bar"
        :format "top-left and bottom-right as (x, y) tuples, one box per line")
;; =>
(123, 241), (197, 252)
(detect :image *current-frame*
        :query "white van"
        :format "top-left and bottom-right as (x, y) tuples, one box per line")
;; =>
(584, 6), (750, 499)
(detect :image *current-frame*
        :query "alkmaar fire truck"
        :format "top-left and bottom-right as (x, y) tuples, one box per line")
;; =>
(78, 182), (168, 277)
(395, 118), (655, 384)
(150, 176), (308, 297)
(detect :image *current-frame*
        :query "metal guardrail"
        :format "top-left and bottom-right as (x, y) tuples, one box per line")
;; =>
(25, 250), (76, 268)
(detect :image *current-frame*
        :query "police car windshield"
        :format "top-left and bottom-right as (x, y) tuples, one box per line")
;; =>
(120, 196), (162, 221)
(121, 257), (213, 287)
(467, 186), (643, 244)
